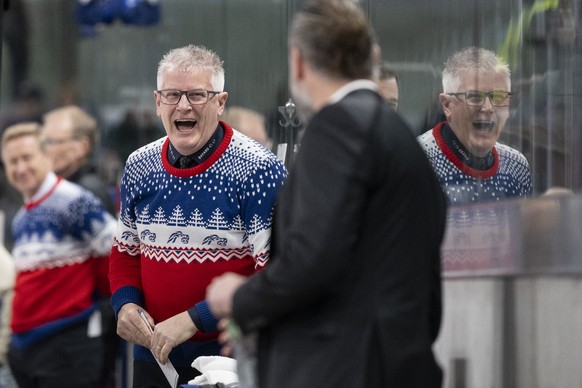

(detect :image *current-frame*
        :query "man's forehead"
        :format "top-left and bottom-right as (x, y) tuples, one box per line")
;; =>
(458, 70), (510, 89)
(162, 67), (212, 85)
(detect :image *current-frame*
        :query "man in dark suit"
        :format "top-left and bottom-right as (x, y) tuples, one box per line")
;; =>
(207, 0), (447, 386)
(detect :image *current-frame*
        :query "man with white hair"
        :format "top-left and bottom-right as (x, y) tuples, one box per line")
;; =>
(417, 47), (532, 205)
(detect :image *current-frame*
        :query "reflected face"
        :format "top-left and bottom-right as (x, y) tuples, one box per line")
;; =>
(155, 68), (228, 156)
(42, 115), (86, 178)
(440, 70), (510, 157)
(2, 135), (52, 200)
(378, 77), (399, 110)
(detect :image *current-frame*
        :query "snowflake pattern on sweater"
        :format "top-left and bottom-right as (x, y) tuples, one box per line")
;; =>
(109, 123), (286, 366)
(417, 122), (532, 205)
(113, 125), (286, 267)
(12, 175), (115, 272)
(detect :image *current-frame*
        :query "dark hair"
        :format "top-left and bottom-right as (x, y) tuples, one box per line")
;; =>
(290, 0), (374, 80)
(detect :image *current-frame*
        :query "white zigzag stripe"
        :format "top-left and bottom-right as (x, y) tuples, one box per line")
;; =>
(15, 253), (90, 272)
(116, 242), (257, 264)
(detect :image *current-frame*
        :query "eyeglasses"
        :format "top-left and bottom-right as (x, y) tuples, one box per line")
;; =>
(447, 90), (512, 107)
(156, 89), (221, 105)
(43, 137), (78, 146)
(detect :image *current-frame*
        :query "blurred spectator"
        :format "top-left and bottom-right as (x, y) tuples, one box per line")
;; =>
(0, 243), (16, 388)
(41, 106), (119, 386)
(221, 106), (271, 148)
(41, 105), (116, 215)
(1, 122), (116, 387)
(377, 62), (399, 110)
(1, 84), (42, 248)
(207, 1), (446, 386)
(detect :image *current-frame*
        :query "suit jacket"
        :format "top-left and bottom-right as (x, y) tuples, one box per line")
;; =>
(232, 88), (447, 387)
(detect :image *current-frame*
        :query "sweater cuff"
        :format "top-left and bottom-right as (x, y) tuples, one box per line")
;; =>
(188, 300), (218, 333)
(110, 285), (144, 319)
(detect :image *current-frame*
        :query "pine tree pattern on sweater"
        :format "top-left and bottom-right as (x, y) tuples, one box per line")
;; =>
(418, 122), (532, 205)
(10, 172), (116, 344)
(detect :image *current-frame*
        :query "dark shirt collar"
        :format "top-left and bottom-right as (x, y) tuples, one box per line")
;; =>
(167, 123), (224, 168)
(441, 123), (495, 171)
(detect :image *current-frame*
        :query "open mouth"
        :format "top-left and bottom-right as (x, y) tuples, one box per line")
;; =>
(175, 119), (197, 131)
(473, 121), (494, 133)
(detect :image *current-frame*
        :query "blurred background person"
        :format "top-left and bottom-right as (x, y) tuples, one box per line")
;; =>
(207, 0), (447, 386)
(0, 243), (16, 388)
(417, 47), (533, 205)
(1, 122), (116, 388)
(221, 106), (271, 148)
(41, 105), (119, 387)
(377, 62), (399, 110)
(41, 105), (116, 215)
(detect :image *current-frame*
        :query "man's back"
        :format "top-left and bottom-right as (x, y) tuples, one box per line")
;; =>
(233, 89), (447, 387)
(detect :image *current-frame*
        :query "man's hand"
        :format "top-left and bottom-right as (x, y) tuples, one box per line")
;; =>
(206, 272), (247, 318)
(152, 311), (197, 364)
(116, 303), (154, 348)
(217, 318), (234, 357)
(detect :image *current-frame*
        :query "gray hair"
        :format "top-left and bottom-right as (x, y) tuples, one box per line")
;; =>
(157, 44), (225, 91)
(442, 47), (510, 92)
(42, 105), (99, 155)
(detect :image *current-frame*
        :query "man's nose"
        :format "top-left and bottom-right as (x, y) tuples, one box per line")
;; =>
(480, 96), (495, 111)
(13, 159), (28, 174)
(177, 93), (192, 108)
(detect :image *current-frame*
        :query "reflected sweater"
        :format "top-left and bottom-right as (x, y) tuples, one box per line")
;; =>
(418, 122), (532, 205)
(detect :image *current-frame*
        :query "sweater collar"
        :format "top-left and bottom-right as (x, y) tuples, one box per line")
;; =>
(167, 123), (224, 168)
(433, 121), (499, 179)
(161, 121), (233, 178)
(25, 172), (62, 209)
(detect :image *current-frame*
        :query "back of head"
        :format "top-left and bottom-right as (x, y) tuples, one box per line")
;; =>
(43, 105), (99, 155)
(290, 0), (374, 80)
(157, 44), (225, 91)
(442, 47), (511, 92)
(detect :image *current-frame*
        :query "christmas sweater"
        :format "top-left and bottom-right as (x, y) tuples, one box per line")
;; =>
(417, 122), (532, 205)
(109, 122), (287, 367)
(10, 172), (116, 348)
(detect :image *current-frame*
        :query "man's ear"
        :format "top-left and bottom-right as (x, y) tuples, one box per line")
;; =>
(439, 93), (452, 119)
(290, 47), (305, 82)
(217, 92), (228, 116)
(78, 136), (91, 159)
(154, 91), (162, 117)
